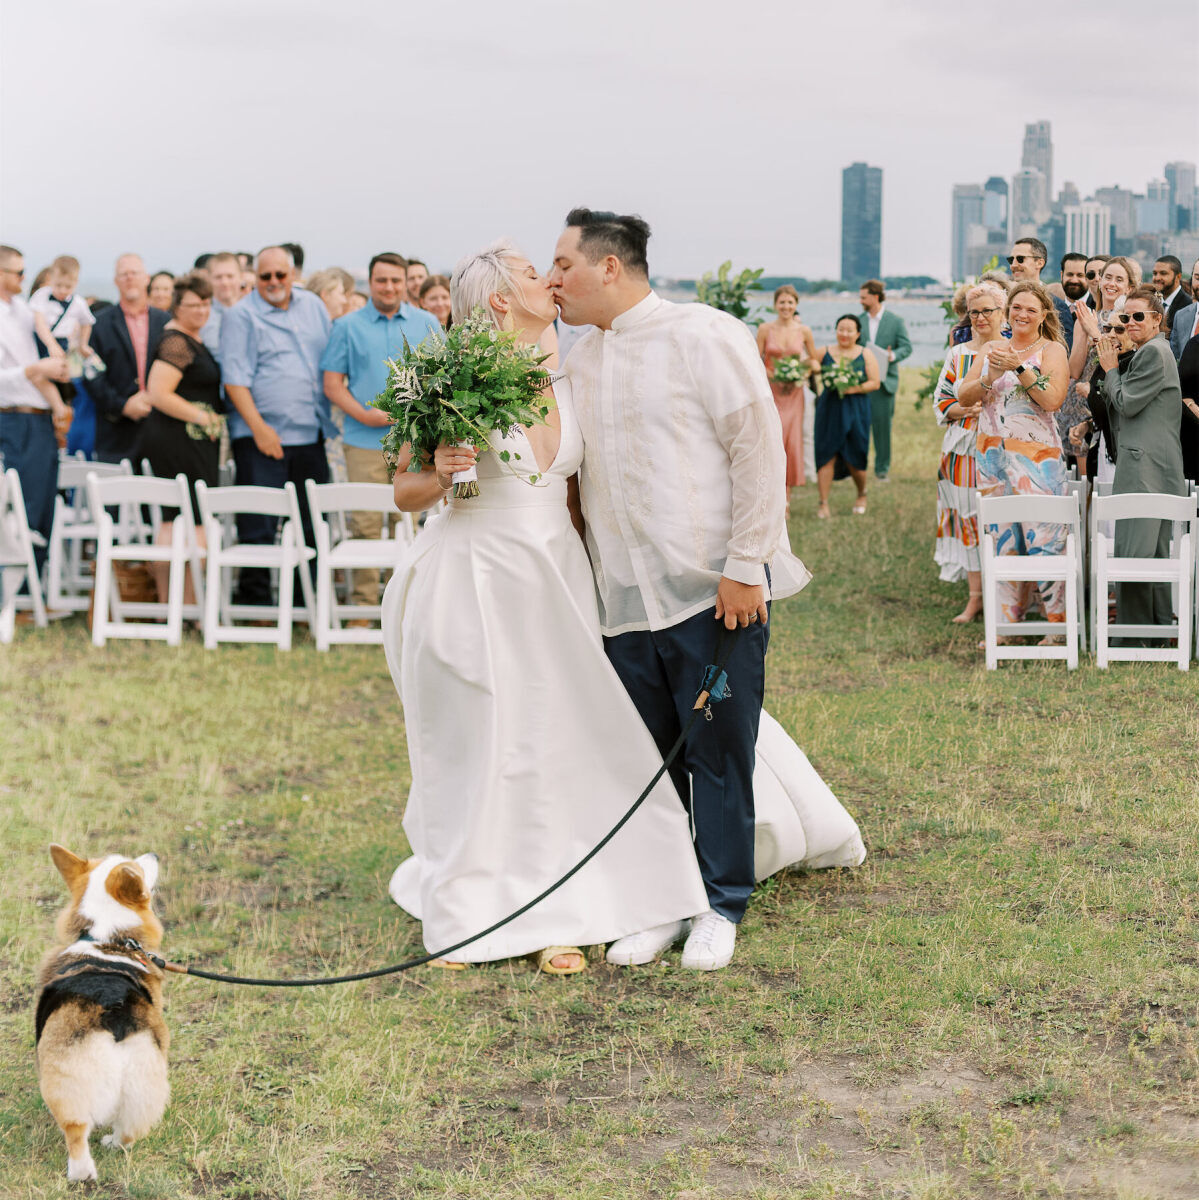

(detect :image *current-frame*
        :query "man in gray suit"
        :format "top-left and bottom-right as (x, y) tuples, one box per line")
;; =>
(858, 279), (911, 482)
(1100, 288), (1186, 636)
(1167, 256), (1198, 361)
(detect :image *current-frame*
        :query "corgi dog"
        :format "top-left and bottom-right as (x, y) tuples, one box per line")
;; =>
(36, 845), (169, 1183)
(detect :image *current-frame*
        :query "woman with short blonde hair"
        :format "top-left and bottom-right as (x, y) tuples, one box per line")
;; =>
(306, 269), (348, 321)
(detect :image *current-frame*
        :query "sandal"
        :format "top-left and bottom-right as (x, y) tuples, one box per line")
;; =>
(852, 496), (867, 515)
(534, 946), (586, 975)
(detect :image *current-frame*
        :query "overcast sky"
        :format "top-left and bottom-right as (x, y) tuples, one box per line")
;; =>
(2, 0), (1196, 291)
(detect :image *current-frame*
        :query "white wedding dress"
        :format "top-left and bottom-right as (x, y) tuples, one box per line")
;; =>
(382, 380), (865, 962)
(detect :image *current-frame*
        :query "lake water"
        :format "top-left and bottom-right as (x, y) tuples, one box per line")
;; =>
(657, 286), (952, 369)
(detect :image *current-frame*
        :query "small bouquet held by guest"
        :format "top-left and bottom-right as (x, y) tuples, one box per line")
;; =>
(772, 355), (810, 389)
(823, 356), (864, 397)
(375, 311), (554, 498)
(185, 402), (224, 442)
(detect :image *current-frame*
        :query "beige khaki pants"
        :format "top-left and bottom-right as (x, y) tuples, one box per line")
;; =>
(342, 443), (396, 608)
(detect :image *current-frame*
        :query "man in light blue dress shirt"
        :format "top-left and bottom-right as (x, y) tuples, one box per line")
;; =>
(199, 252), (244, 361)
(321, 252), (440, 612)
(219, 245), (333, 606)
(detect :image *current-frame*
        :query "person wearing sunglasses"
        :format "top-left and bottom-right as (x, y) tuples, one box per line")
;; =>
(1083, 256), (1110, 311)
(219, 244), (335, 610)
(931, 282), (1007, 623)
(1008, 238), (1075, 349)
(1097, 287), (1185, 640)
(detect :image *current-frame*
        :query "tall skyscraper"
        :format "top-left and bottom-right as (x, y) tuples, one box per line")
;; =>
(1058, 181), (1080, 209)
(983, 176), (1008, 229)
(1064, 203), (1111, 257)
(1010, 168), (1049, 237)
(1164, 161), (1196, 230)
(951, 184), (985, 281)
(841, 162), (882, 282)
(1094, 186), (1137, 240)
(1021, 120), (1053, 197)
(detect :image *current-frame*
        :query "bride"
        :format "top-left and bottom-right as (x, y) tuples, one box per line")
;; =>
(382, 240), (865, 974)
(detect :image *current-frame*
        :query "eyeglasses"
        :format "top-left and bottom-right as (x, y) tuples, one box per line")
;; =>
(1111, 311), (1153, 324)
(258, 271), (289, 282)
(1086, 271), (1101, 279)
(1006, 255), (1042, 266)
(967, 307), (1000, 319)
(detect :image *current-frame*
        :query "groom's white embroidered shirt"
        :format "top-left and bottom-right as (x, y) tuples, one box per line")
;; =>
(566, 292), (810, 636)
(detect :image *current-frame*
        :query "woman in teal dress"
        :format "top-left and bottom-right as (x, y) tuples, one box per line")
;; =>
(812, 314), (880, 517)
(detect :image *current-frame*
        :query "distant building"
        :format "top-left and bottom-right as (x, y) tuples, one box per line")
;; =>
(1038, 214), (1066, 273)
(1064, 203), (1112, 258)
(1094, 187), (1137, 240)
(1010, 168), (1050, 237)
(983, 176), (1008, 230)
(1021, 121), (1053, 197)
(1058, 181), (1080, 210)
(1164, 163), (1196, 231)
(1136, 196), (1170, 235)
(841, 162), (882, 282)
(951, 184), (985, 281)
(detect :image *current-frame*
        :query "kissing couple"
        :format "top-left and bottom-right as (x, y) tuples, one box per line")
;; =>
(381, 209), (865, 975)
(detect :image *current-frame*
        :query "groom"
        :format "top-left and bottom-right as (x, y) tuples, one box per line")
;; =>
(549, 209), (807, 971)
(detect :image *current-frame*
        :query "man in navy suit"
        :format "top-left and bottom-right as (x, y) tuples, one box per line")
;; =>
(88, 254), (169, 464)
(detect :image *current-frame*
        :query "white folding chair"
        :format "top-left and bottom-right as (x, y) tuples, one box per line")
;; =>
(978, 492), (1083, 669)
(46, 458), (137, 612)
(195, 480), (316, 650)
(305, 480), (415, 650)
(86, 472), (199, 647)
(0, 468), (48, 642)
(1091, 492), (1194, 670)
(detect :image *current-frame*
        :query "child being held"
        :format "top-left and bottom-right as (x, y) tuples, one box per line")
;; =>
(29, 255), (98, 366)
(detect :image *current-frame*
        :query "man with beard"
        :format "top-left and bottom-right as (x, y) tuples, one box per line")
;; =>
(1057, 252), (1089, 344)
(1152, 255), (1188, 335)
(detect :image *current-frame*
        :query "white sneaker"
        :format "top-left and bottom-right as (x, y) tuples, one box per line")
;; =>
(605, 919), (691, 966)
(681, 909), (737, 970)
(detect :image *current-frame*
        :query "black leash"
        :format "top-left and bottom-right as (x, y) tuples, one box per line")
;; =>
(147, 625), (745, 987)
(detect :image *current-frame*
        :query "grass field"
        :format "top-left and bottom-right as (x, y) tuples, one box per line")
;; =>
(3, 370), (1197, 1198)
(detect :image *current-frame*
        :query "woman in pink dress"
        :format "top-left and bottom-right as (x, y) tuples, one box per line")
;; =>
(757, 285), (817, 510)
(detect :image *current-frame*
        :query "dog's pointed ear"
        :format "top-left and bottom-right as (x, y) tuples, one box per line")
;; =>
(135, 853), (159, 892)
(109, 862), (150, 908)
(50, 844), (88, 887)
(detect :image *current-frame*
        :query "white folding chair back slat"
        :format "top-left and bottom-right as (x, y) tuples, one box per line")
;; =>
(0, 468), (49, 642)
(1091, 492), (1195, 670)
(196, 480), (316, 650)
(85, 472), (196, 647)
(305, 480), (415, 650)
(978, 492), (1083, 669)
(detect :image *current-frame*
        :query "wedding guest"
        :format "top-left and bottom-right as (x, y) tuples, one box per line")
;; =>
(148, 271), (175, 311)
(193, 252), (214, 271)
(932, 282), (1006, 623)
(240, 266), (256, 297)
(28, 266), (52, 298)
(757, 284), (817, 503)
(1057, 252), (1090, 343)
(1069, 313), (1134, 474)
(29, 256), (94, 360)
(199, 252), (243, 360)
(0, 244), (72, 576)
(812, 314), (879, 518)
(332, 268), (355, 299)
(1099, 287), (1185, 637)
(1174, 261), (1199, 482)
(281, 243), (305, 285)
(143, 272), (223, 601)
(858, 279), (910, 482)
(305, 269), (348, 321)
(1153, 255), (1187, 333)
(959, 282), (1070, 643)
(321, 252), (439, 618)
(418, 274), (452, 328)
(1009, 237), (1073, 337)
(219, 244), (333, 607)
(1083, 255), (1109, 309)
(89, 254), (170, 464)
(345, 291), (368, 314)
(405, 259), (427, 302)
(949, 285), (972, 346)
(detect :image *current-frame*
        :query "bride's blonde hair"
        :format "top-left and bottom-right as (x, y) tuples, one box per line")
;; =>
(450, 239), (528, 329)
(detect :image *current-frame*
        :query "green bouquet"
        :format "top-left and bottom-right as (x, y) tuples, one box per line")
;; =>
(374, 312), (554, 498)
(822, 356), (864, 397)
(772, 355), (810, 387)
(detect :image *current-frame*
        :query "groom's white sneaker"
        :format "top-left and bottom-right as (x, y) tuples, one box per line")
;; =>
(606, 919), (691, 966)
(681, 909), (737, 971)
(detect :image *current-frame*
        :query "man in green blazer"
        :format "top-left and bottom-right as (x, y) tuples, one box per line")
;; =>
(1099, 290), (1186, 636)
(859, 280), (911, 481)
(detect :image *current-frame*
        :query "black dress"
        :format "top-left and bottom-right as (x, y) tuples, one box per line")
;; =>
(1178, 336), (1199, 486)
(142, 330), (223, 520)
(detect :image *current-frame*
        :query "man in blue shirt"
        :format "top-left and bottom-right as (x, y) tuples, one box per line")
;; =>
(321, 252), (440, 613)
(220, 245), (333, 606)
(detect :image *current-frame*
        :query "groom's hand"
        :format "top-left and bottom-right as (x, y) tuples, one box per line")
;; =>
(715, 577), (768, 630)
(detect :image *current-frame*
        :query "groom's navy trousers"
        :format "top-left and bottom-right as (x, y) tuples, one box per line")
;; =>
(604, 604), (768, 923)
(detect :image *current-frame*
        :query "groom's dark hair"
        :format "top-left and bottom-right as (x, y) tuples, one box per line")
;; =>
(565, 208), (651, 278)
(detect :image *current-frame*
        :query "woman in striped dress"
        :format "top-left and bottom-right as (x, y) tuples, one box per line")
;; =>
(932, 282), (1007, 622)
